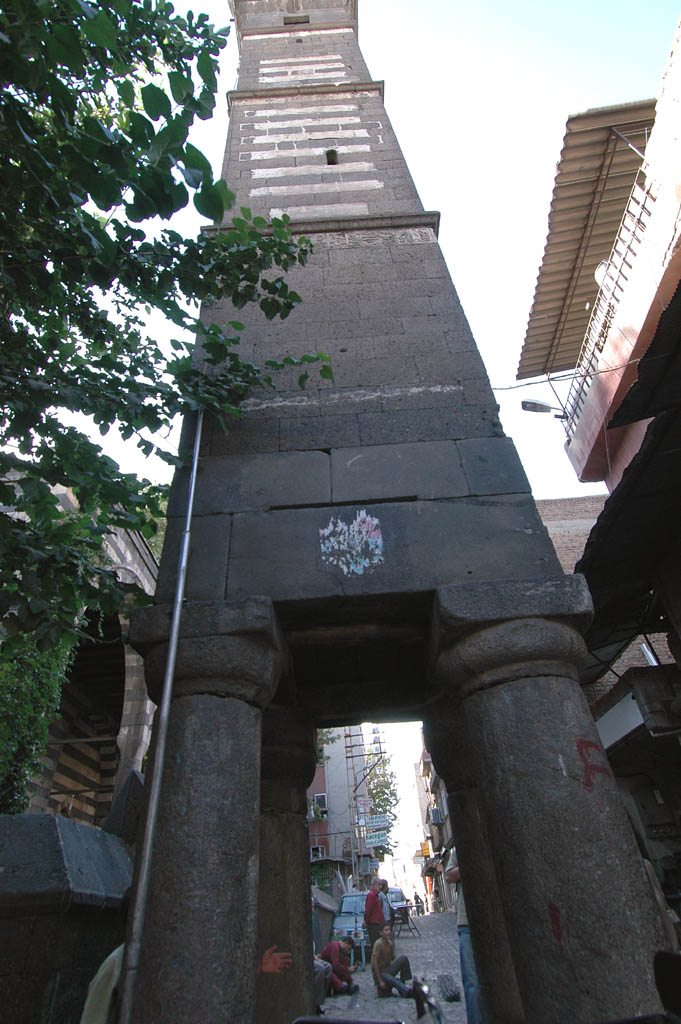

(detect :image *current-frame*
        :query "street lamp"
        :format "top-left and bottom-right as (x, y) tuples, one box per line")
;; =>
(521, 399), (567, 419)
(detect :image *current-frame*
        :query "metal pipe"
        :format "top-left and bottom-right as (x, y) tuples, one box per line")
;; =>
(118, 408), (204, 1024)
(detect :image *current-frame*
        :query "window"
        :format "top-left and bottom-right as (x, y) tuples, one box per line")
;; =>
(284, 15), (310, 24)
(311, 845), (326, 860)
(325, 149), (339, 165)
(313, 792), (328, 814)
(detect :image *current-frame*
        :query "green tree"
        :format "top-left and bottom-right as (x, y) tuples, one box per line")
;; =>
(0, 0), (327, 656)
(367, 755), (399, 855)
(0, 637), (75, 812)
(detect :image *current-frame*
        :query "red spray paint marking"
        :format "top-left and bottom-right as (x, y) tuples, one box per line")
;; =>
(548, 903), (562, 947)
(576, 738), (611, 790)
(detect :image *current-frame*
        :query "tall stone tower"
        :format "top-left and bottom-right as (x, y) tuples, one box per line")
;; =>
(130, 3), (671, 1022)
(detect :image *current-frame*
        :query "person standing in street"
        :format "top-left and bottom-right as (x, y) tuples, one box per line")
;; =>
(364, 876), (385, 948)
(378, 879), (394, 931)
(445, 851), (486, 1024)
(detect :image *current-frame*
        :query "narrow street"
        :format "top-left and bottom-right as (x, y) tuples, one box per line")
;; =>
(321, 912), (467, 1023)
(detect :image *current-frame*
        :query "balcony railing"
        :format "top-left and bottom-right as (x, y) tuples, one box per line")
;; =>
(564, 169), (656, 438)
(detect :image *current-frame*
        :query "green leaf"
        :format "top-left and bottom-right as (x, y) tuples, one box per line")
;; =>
(215, 179), (235, 210)
(252, 216), (268, 228)
(168, 71), (194, 104)
(141, 83), (172, 122)
(197, 50), (218, 92)
(128, 112), (155, 146)
(240, 206), (252, 221)
(184, 142), (212, 177)
(118, 79), (135, 108)
(228, 321), (245, 331)
(83, 11), (118, 50)
(320, 365), (334, 381)
(194, 183), (224, 222)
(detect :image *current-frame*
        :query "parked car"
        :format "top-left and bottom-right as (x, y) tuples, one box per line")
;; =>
(331, 892), (370, 958)
(387, 887), (407, 910)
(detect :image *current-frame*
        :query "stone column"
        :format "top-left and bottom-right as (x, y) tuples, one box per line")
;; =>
(128, 598), (287, 1024)
(423, 709), (524, 1024)
(255, 707), (317, 1024)
(430, 578), (668, 1024)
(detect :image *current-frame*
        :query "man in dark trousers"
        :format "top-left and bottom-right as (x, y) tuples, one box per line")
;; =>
(371, 923), (414, 998)
(364, 876), (385, 948)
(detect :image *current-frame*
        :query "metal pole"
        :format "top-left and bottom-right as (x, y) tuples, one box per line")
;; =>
(118, 408), (204, 1024)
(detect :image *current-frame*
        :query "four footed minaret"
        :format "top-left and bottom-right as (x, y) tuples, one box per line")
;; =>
(129, 4), (671, 1022)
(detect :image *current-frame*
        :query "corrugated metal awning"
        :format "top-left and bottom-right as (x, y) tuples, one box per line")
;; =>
(517, 100), (656, 380)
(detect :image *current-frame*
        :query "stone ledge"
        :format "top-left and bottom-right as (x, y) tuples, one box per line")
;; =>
(227, 79), (383, 111)
(431, 575), (593, 660)
(0, 815), (131, 914)
(202, 211), (440, 238)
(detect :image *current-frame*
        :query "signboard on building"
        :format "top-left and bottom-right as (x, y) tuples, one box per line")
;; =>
(366, 814), (390, 830)
(420, 841), (431, 857)
(366, 830), (388, 847)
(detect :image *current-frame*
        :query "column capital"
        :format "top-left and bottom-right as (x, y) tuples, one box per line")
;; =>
(129, 597), (288, 708)
(429, 577), (593, 698)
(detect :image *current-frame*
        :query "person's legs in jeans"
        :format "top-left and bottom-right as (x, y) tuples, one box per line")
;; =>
(313, 959), (332, 1007)
(381, 954), (413, 997)
(458, 925), (485, 1024)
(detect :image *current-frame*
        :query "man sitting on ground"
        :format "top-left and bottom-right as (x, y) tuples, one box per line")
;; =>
(319, 936), (359, 995)
(371, 923), (414, 998)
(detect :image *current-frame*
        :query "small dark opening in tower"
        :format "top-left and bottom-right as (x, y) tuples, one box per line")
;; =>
(325, 149), (339, 165)
(284, 15), (310, 24)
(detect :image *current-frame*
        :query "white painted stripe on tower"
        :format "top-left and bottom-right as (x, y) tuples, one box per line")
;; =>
(258, 72), (347, 84)
(260, 63), (345, 75)
(246, 28), (351, 40)
(240, 144), (371, 161)
(248, 117), (361, 131)
(250, 162), (375, 179)
(246, 130), (369, 144)
(247, 105), (357, 118)
(259, 54), (343, 65)
(250, 180), (384, 197)
(270, 203), (370, 218)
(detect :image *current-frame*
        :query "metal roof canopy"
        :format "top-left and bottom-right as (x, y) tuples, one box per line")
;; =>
(517, 100), (656, 381)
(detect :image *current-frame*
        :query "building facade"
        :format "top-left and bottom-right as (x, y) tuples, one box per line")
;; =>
(520, 19), (681, 942)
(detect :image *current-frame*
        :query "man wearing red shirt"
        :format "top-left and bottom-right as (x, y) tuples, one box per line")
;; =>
(364, 877), (385, 948)
(319, 937), (358, 995)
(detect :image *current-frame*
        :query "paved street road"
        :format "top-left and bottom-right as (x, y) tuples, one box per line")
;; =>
(320, 912), (468, 1023)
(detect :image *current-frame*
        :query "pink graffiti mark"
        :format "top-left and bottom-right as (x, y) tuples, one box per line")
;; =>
(548, 903), (562, 948)
(576, 738), (611, 791)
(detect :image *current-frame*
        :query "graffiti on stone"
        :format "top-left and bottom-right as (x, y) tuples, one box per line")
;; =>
(319, 509), (384, 576)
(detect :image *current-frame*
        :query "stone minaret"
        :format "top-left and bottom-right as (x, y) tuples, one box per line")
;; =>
(130, 3), (670, 1022)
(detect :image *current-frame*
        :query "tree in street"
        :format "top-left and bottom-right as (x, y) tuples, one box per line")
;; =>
(367, 754), (399, 855)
